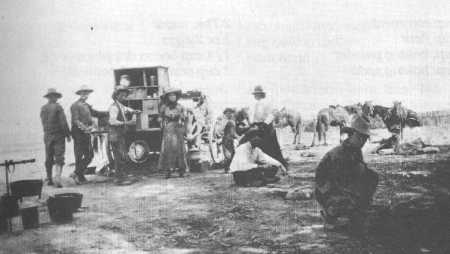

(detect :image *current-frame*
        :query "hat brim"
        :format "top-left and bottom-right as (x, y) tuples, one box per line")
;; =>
(252, 91), (266, 95)
(44, 92), (62, 98)
(76, 89), (94, 95)
(223, 109), (235, 114)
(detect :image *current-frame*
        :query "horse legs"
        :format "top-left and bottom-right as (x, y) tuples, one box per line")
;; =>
(311, 130), (317, 147)
(323, 131), (328, 146)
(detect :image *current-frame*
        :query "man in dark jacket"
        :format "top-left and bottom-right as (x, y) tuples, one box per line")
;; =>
(70, 85), (108, 184)
(315, 116), (379, 233)
(40, 88), (71, 187)
(108, 85), (140, 185)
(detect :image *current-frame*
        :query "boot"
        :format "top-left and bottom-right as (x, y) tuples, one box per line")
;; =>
(46, 165), (53, 185)
(53, 164), (63, 188)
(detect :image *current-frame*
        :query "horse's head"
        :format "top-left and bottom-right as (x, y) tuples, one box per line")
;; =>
(344, 104), (361, 115)
(235, 107), (250, 135)
(235, 108), (249, 123)
(372, 105), (389, 119)
(362, 101), (374, 118)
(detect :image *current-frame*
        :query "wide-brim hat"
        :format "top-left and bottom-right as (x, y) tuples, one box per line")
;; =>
(252, 85), (266, 95)
(44, 88), (62, 98)
(350, 116), (373, 136)
(112, 85), (130, 99)
(75, 85), (94, 95)
(163, 87), (182, 97)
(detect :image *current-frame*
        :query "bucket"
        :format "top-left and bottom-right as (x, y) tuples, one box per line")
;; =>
(54, 193), (83, 213)
(47, 196), (74, 224)
(10, 180), (43, 199)
(21, 206), (39, 229)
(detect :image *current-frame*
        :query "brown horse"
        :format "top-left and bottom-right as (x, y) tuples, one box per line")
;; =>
(273, 107), (302, 146)
(370, 102), (420, 140)
(311, 105), (351, 146)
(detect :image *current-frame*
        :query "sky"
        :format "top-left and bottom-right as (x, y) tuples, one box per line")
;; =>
(1, 0), (450, 138)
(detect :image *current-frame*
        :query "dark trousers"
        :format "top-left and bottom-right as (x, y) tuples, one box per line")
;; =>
(44, 134), (66, 179)
(72, 129), (93, 177)
(110, 138), (127, 177)
(239, 123), (288, 168)
(232, 167), (278, 187)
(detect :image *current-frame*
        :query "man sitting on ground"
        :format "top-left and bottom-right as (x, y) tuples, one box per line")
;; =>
(229, 137), (288, 187)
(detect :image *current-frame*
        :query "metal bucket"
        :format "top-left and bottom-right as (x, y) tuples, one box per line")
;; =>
(47, 196), (74, 224)
(54, 193), (83, 213)
(21, 206), (39, 229)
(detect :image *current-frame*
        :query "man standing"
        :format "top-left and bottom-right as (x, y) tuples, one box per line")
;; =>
(244, 86), (288, 169)
(70, 85), (107, 184)
(40, 88), (71, 187)
(108, 85), (140, 185)
(315, 116), (379, 233)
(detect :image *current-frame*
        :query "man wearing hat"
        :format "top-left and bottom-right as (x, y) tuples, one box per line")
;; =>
(40, 88), (71, 187)
(244, 86), (288, 169)
(70, 85), (108, 184)
(315, 116), (379, 233)
(109, 85), (140, 185)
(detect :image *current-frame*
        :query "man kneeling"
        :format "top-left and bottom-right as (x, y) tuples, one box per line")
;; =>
(229, 137), (288, 187)
(315, 116), (379, 233)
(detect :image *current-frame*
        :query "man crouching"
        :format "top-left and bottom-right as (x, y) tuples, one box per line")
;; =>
(229, 137), (288, 187)
(315, 116), (378, 233)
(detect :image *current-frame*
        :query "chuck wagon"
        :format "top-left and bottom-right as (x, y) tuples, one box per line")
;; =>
(110, 66), (170, 165)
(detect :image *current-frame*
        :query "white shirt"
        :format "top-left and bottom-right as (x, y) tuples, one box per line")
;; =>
(109, 101), (134, 126)
(249, 98), (274, 124)
(229, 142), (282, 173)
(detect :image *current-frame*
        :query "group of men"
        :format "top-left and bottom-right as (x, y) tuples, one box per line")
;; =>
(40, 86), (109, 187)
(42, 83), (379, 232)
(223, 85), (379, 233)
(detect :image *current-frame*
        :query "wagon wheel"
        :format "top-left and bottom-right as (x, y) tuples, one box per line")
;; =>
(105, 137), (115, 177)
(128, 140), (150, 164)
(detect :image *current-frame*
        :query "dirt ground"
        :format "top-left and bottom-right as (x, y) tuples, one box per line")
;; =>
(1, 127), (449, 254)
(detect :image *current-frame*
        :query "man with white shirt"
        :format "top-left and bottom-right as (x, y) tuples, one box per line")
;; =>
(242, 86), (288, 169)
(230, 137), (287, 187)
(108, 85), (140, 185)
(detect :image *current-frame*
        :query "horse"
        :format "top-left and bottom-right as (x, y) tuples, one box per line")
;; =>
(311, 105), (351, 146)
(370, 102), (421, 140)
(273, 107), (303, 146)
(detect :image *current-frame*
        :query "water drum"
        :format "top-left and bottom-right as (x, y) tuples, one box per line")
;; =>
(47, 196), (74, 223)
